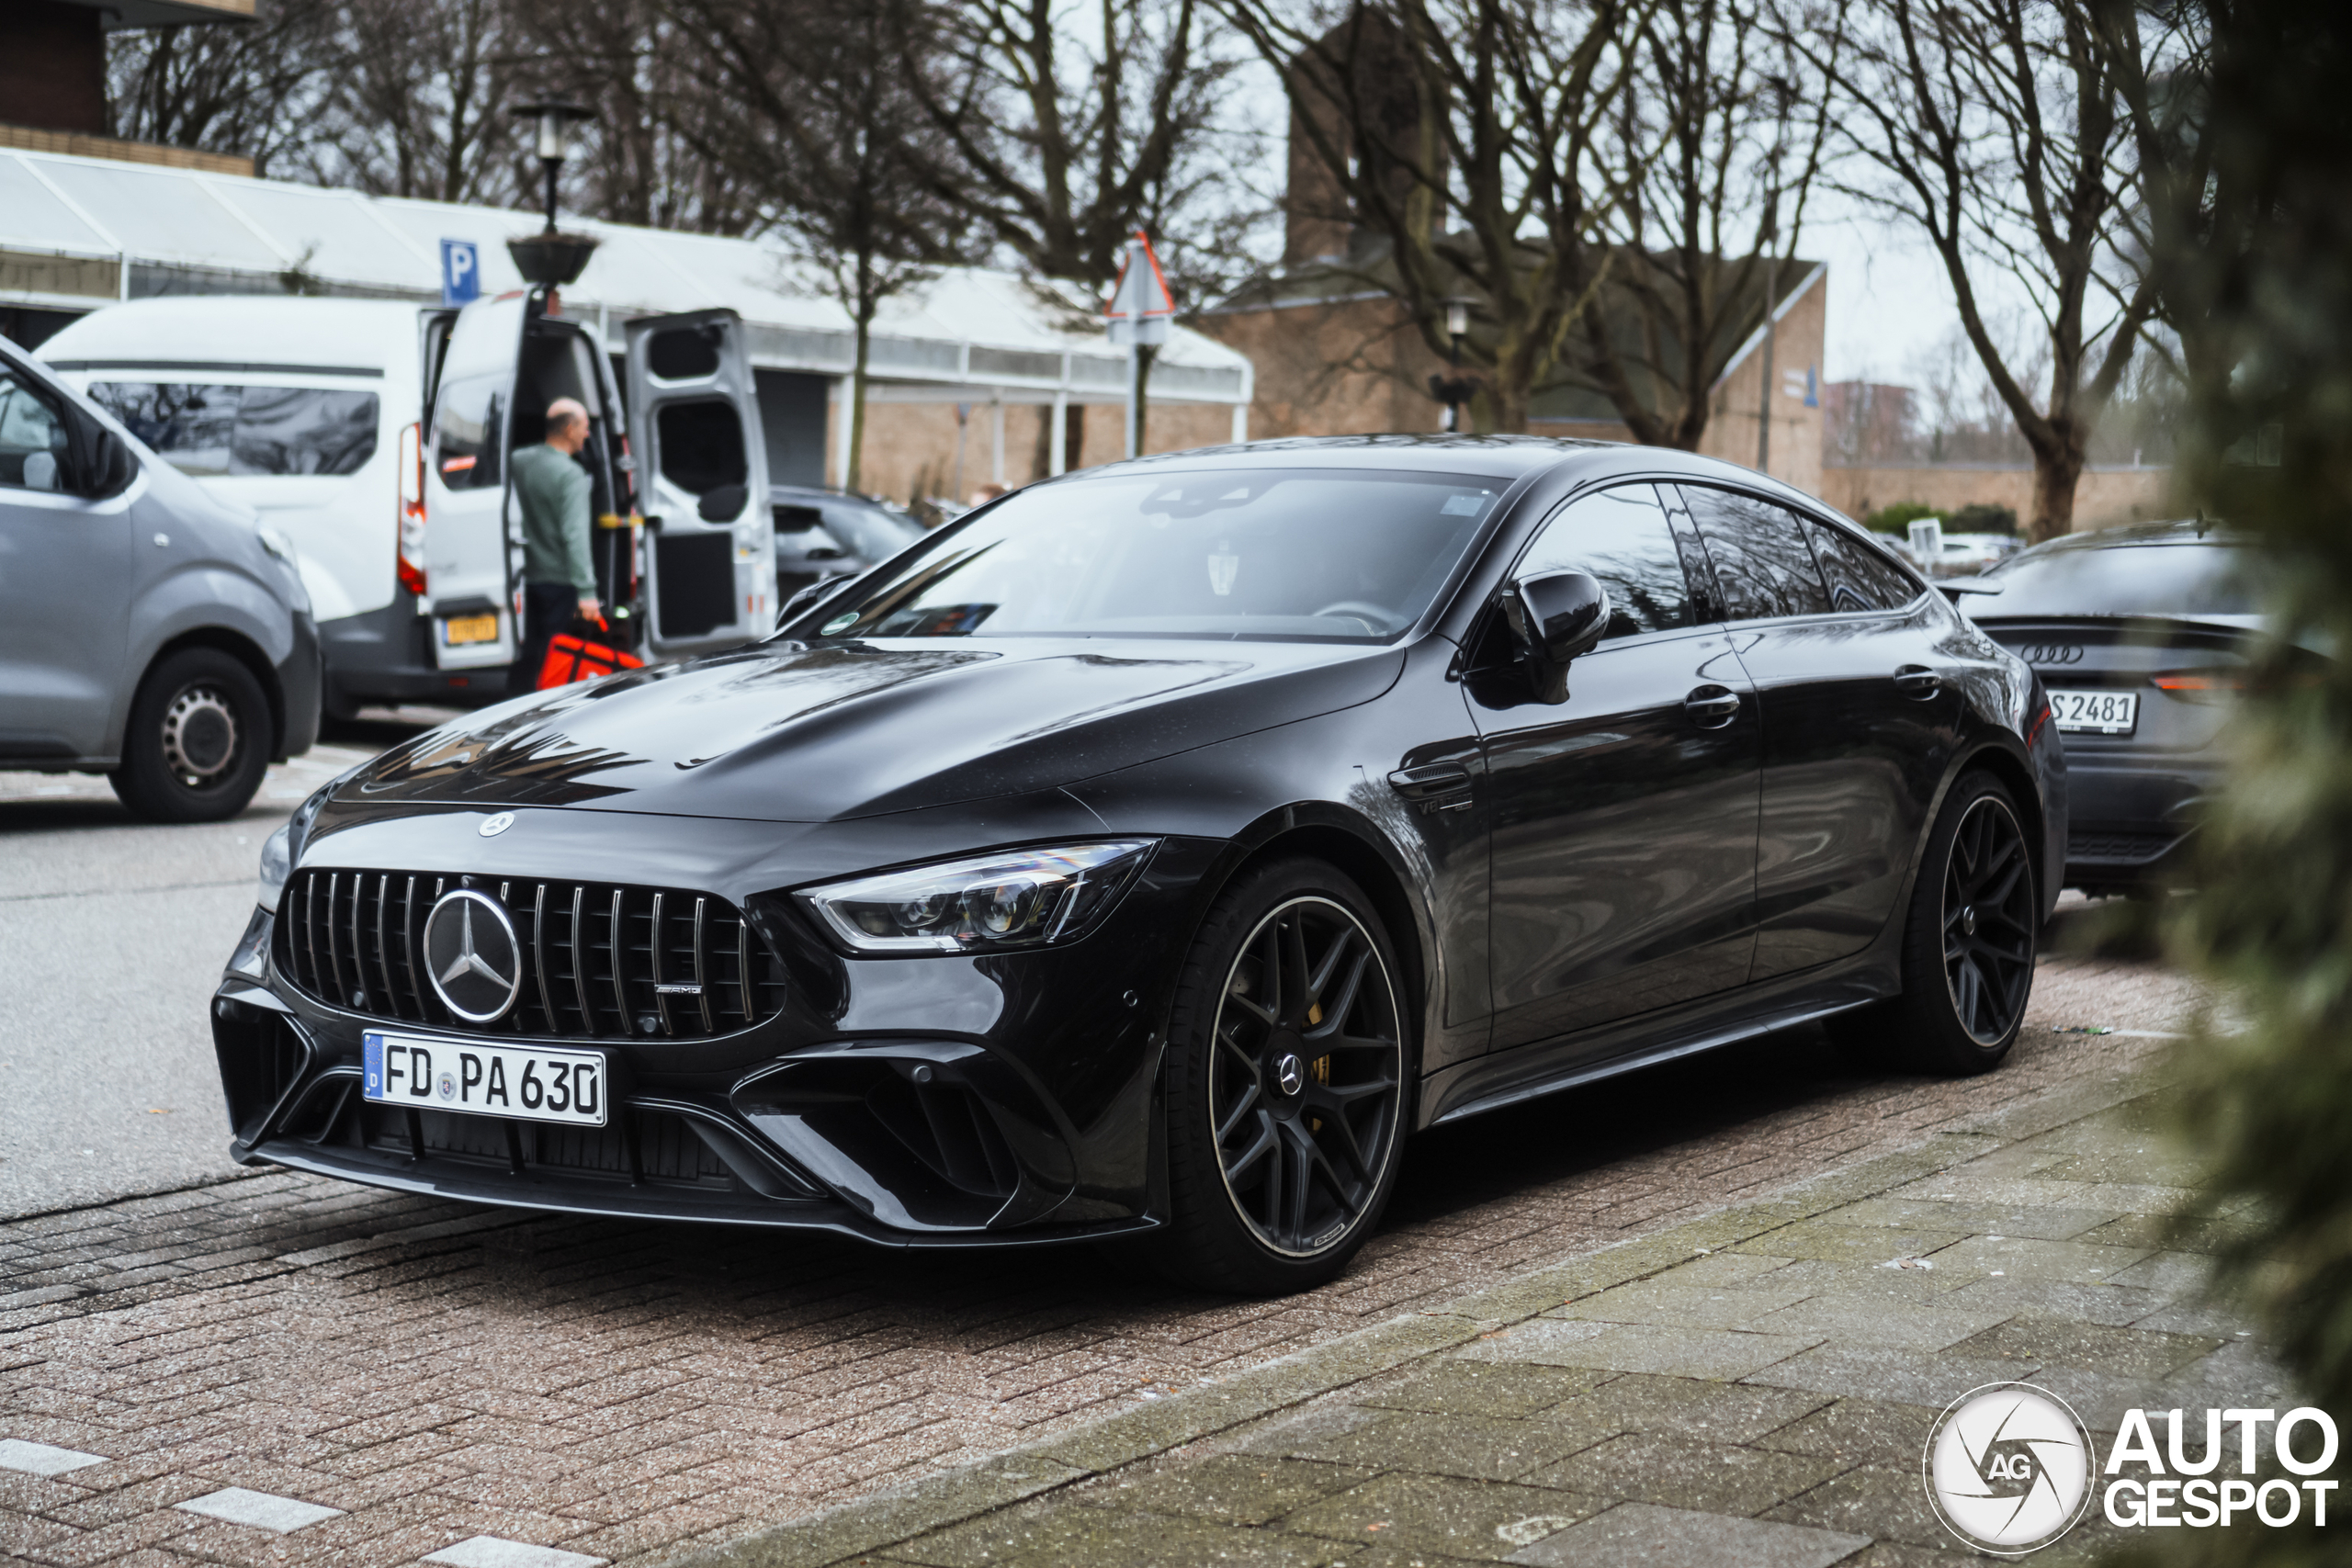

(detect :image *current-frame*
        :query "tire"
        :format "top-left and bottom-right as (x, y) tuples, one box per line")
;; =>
(1154, 858), (1412, 1294)
(109, 648), (272, 823)
(1837, 771), (2040, 1075)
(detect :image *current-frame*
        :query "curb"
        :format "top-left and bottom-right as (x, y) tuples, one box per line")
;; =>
(658, 1057), (2174, 1568)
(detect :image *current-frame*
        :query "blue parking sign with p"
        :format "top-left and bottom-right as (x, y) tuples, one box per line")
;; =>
(440, 239), (480, 307)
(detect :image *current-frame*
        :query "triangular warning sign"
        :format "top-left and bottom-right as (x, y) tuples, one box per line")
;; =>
(1104, 231), (1177, 319)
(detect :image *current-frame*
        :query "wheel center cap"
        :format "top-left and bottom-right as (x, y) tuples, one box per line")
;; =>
(1961, 905), (1978, 937)
(1273, 1053), (1305, 1096)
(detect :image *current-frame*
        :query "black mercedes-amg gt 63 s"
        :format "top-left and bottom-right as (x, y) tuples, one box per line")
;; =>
(213, 436), (2064, 1293)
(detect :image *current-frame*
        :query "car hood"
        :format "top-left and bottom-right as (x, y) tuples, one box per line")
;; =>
(341, 637), (1406, 822)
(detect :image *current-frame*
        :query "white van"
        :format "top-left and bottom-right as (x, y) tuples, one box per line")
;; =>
(40, 291), (774, 712)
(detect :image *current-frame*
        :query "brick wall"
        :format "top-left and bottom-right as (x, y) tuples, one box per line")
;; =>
(1818, 465), (2178, 528)
(823, 397), (1241, 506)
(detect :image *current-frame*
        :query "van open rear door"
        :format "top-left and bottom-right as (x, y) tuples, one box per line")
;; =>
(623, 310), (774, 657)
(422, 294), (526, 673)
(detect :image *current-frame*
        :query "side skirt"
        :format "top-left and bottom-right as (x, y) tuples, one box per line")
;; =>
(1417, 956), (1898, 1130)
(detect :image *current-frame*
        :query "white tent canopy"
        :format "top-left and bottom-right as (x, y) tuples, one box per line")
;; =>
(0, 149), (1253, 462)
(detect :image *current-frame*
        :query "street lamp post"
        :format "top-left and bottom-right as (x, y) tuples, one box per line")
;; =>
(1428, 296), (1480, 433)
(504, 99), (599, 288)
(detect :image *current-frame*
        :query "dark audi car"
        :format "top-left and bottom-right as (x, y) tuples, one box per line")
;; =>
(213, 437), (2063, 1292)
(1954, 521), (2278, 895)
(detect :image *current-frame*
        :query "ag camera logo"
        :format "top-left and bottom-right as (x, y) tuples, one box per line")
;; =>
(1924, 1382), (2096, 1555)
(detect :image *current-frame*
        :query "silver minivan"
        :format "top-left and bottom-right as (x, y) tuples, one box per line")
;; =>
(40, 292), (777, 715)
(0, 336), (320, 820)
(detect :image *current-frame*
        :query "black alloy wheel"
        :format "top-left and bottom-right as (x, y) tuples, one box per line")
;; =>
(1829, 771), (2039, 1075)
(111, 647), (273, 822)
(1940, 793), (2038, 1043)
(1157, 860), (1408, 1292)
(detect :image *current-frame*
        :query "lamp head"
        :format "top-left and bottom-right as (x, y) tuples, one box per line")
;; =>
(509, 99), (594, 164)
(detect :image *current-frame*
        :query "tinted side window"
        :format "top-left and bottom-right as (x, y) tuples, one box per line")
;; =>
(1679, 486), (1831, 620)
(1518, 483), (1691, 637)
(1806, 518), (1922, 612)
(87, 382), (379, 478)
(656, 399), (747, 493)
(433, 372), (503, 490)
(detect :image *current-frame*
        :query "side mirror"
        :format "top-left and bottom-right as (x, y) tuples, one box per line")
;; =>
(63, 412), (138, 500)
(1500, 570), (1610, 704)
(1506, 570), (1611, 661)
(697, 483), (747, 523)
(90, 429), (138, 499)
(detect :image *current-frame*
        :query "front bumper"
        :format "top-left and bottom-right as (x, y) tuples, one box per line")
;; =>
(209, 825), (1220, 1247)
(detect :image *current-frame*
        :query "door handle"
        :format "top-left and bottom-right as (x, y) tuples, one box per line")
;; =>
(1387, 761), (1475, 811)
(1683, 686), (1742, 728)
(1894, 665), (1943, 699)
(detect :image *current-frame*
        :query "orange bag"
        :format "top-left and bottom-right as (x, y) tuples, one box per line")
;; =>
(537, 618), (644, 689)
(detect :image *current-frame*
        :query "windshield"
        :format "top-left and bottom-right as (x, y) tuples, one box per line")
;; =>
(1976, 541), (2268, 619)
(797, 468), (1502, 642)
(823, 502), (924, 562)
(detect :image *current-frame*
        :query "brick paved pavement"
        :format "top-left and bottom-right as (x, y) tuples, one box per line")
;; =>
(0, 942), (2204, 1566)
(734, 1071), (2281, 1568)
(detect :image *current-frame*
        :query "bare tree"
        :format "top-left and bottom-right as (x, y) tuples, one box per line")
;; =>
(664, 0), (974, 488)
(292, 0), (529, 206)
(1581, 0), (1840, 451)
(1795, 0), (2155, 540)
(1223, 0), (1636, 433)
(509, 0), (760, 234)
(107, 0), (343, 178)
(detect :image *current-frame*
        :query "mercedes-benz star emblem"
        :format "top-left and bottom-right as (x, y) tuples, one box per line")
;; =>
(1274, 1053), (1305, 1096)
(480, 811), (515, 837)
(422, 888), (523, 1022)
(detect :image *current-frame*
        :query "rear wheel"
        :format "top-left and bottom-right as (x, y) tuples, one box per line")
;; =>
(109, 648), (272, 822)
(1157, 859), (1409, 1294)
(1831, 772), (2039, 1075)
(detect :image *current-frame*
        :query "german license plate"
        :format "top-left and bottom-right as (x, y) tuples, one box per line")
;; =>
(2049, 689), (2137, 735)
(362, 1031), (606, 1127)
(440, 613), (498, 646)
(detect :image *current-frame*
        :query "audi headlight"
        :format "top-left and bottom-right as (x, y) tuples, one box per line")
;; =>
(798, 841), (1156, 954)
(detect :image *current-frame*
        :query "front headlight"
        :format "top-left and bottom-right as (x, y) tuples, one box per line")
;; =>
(258, 776), (341, 912)
(798, 840), (1157, 954)
(257, 822), (293, 913)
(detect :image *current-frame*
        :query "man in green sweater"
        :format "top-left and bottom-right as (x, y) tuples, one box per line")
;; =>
(508, 397), (601, 694)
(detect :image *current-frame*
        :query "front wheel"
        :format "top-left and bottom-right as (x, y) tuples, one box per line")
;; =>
(1156, 859), (1410, 1294)
(1837, 771), (2040, 1075)
(109, 648), (272, 822)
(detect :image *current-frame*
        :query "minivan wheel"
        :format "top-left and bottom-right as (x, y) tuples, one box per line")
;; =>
(1834, 771), (2039, 1076)
(1156, 859), (1409, 1294)
(110, 649), (272, 823)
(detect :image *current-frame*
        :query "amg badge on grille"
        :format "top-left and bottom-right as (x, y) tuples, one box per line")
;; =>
(423, 888), (524, 1022)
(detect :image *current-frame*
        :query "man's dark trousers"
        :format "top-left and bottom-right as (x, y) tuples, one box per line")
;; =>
(511, 581), (582, 696)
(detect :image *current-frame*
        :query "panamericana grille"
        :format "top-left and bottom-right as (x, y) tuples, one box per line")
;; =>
(277, 869), (786, 1039)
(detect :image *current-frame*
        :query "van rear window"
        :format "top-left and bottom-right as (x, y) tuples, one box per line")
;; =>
(87, 382), (379, 478)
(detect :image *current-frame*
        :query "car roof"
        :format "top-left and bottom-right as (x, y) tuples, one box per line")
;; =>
(768, 485), (896, 508)
(1046, 434), (1846, 510)
(2013, 518), (2242, 557)
(36, 296), (423, 375)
